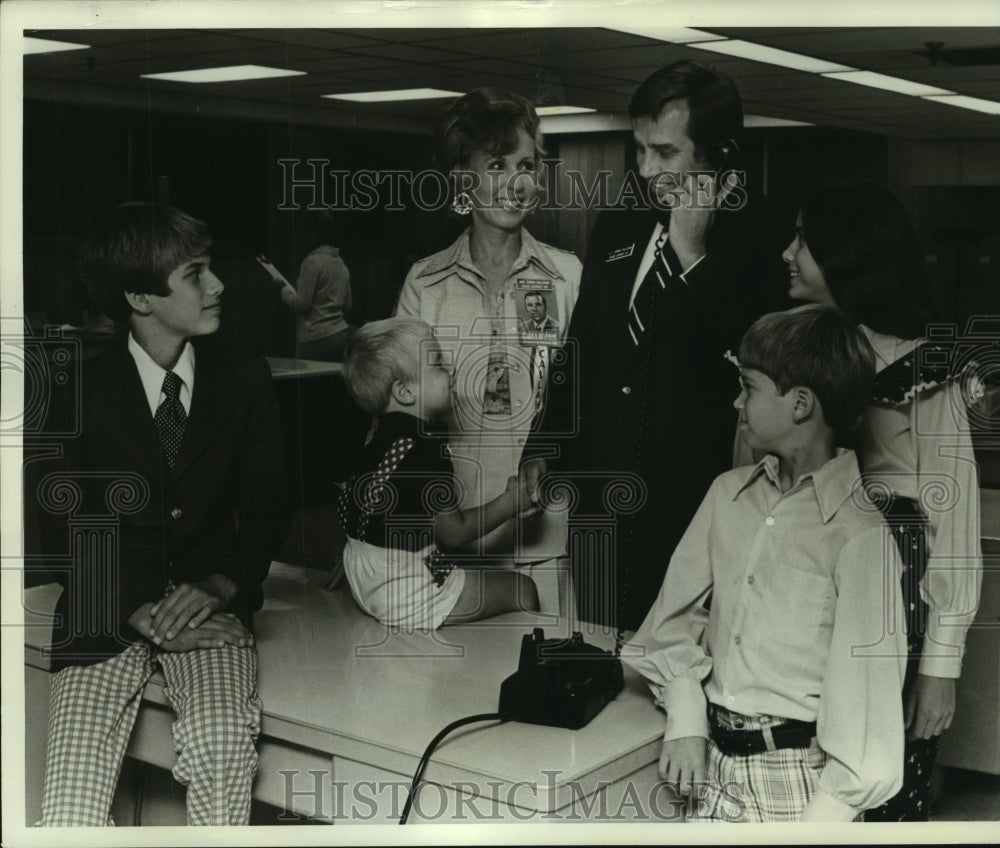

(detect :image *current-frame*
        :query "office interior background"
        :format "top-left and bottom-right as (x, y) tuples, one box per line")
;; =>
(17, 20), (1000, 825)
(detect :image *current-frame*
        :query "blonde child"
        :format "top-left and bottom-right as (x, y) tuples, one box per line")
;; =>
(339, 317), (539, 629)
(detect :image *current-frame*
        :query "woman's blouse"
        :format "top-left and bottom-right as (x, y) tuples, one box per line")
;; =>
(858, 325), (983, 680)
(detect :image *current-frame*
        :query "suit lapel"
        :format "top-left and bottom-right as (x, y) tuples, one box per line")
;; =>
(172, 342), (237, 481)
(88, 345), (163, 482)
(591, 213), (649, 370)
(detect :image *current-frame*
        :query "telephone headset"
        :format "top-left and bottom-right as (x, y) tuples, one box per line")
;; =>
(711, 137), (741, 180)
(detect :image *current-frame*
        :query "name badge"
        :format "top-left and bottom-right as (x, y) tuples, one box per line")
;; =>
(515, 278), (560, 345)
(606, 244), (635, 263)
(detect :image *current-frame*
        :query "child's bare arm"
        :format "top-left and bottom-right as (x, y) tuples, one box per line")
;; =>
(434, 475), (537, 549)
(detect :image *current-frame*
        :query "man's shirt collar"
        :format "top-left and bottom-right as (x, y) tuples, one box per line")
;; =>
(127, 332), (196, 416)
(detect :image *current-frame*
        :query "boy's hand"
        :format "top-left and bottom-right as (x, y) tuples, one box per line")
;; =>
(148, 575), (238, 645)
(157, 613), (254, 652)
(658, 736), (708, 796)
(906, 673), (955, 740)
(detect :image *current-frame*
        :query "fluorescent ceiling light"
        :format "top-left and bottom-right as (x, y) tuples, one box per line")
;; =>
(691, 39), (853, 74)
(540, 112), (812, 135)
(744, 115), (814, 128)
(536, 105), (596, 116)
(921, 94), (1000, 115)
(23, 37), (90, 55)
(611, 27), (726, 44)
(323, 88), (462, 102)
(142, 65), (305, 83)
(540, 113), (631, 134)
(822, 71), (952, 97)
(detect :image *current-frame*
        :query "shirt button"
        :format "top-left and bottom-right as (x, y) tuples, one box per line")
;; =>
(734, 719), (745, 729)
(727, 695), (735, 704)
(170, 507), (183, 520)
(765, 516), (775, 526)
(621, 386), (631, 395)
(734, 635), (742, 645)
(747, 575), (755, 585)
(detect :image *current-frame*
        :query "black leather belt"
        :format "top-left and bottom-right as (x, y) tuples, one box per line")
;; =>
(710, 717), (817, 757)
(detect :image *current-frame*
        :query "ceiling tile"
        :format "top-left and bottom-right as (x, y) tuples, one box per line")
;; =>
(20, 26), (1000, 142)
(339, 42), (474, 64)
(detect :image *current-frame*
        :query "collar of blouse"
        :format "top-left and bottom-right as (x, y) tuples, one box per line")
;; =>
(414, 227), (563, 292)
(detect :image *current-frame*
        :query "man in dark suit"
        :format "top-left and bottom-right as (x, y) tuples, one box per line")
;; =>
(38, 203), (289, 825)
(526, 61), (788, 631)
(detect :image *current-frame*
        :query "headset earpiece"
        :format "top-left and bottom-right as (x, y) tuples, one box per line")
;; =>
(714, 138), (740, 162)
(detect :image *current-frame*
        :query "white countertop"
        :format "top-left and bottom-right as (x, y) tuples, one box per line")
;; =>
(24, 564), (666, 812)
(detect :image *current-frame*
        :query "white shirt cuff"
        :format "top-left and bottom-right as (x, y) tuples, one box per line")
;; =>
(799, 787), (859, 822)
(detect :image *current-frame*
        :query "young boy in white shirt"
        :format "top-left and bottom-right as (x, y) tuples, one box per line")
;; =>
(624, 304), (908, 822)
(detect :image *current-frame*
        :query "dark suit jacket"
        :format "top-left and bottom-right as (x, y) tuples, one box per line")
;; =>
(531, 199), (790, 629)
(42, 336), (290, 670)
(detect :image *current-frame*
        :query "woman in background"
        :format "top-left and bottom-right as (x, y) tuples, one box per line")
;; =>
(258, 209), (356, 361)
(782, 180), (983, 821)
(396, 87), (582, 561)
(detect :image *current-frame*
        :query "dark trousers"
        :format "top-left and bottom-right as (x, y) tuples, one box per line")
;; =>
(865, 495), (938, 822)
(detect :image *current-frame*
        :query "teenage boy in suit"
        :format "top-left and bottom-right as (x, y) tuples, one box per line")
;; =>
(525, 60), (789, 630)
(38, 202), (289, 825)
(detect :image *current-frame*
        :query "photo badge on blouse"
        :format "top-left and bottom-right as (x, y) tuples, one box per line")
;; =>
(515, 278), (560, 346)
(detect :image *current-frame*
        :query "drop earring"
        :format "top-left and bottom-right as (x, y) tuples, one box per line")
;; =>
(451, 192), (473, 216)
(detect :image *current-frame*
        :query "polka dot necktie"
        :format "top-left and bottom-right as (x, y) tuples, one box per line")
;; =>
(154, 371), (187, 470)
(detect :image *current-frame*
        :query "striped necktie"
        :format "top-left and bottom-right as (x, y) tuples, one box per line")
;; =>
(627, 230), (684, 346)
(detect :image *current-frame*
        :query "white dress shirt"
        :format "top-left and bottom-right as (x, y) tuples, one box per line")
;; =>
(127, 333), (196, 417)
(628, 222), (706, 308)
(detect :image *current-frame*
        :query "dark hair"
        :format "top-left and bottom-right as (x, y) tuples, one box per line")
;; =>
(629, 60), (743, 168)
(524, 292), (547, 306)
(799, 182), (937, 339)
(739, 304), (876, 436)
(77, 202), (212, 323)
(434, 87), (543, 171)
(297, 209), (337, 253)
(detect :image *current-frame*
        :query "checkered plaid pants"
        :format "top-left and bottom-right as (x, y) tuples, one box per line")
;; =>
(39, 641), (261, 826)
(687, 737), (831, 822)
